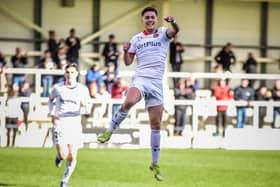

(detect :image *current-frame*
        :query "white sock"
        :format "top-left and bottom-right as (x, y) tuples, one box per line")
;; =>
(151, 129), (161, 165)
(61, 159), (77, 183)
(108, 107), (128, 132)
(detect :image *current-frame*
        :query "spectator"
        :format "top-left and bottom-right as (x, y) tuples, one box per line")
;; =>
(102, 34), (120, 69)
(242, 52), (257, 88)
(55, 47), (68, 83)
(272, 80), (280, 128)
(47, 30), (63, 61)
(86, 63), (104, 98)
(37, 49), (57, 97)
(234, 79), (255, 128)
(19, 80), (32, 131)
(213, 79), (234, 137)
(169, 35), (184, 88)
(111, 78), (128, 116)
(65, 28), (81, 65)
(0, 51), (7, 94)
(103, 62), (118, 93)
(255, 85), (271, 128)
(11, 47), (28, 88)
(5, 84), (22, 147)
(174, 79), (195, 136)
(214, 42), (236, 72)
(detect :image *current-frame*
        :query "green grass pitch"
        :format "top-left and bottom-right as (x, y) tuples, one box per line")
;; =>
(0, 148), (280, 187)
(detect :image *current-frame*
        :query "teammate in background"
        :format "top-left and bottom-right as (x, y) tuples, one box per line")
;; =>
(48, 63), (92, 187)
(98, 6), (179, 181)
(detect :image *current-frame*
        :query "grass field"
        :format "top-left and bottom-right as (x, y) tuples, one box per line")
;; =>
(0, 148), (280, 187)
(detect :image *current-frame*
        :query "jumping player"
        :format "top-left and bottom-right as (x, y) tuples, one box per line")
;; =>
(98, 6), (179, 181)
(48, 63), (91, 187)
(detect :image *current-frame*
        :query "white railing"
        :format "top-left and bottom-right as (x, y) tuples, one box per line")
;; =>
(4, 68), (280, 98)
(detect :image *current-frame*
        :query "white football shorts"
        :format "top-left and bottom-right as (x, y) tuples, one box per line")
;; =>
(130, 76), (163, 109)
(52, 116), (82, 148)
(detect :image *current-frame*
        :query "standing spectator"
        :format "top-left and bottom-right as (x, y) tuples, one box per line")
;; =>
(214, 42), (236, 72)
(65, 28), (81, 65)
(55, 47), (68, 83)
(37, 49), (57, 97)
(86, 64), (104, 98)
(19, 80), (32, 131)
(47, 30), (63, 61)
(97, 7), (179, 181)
(111, 78), (128, 116)
(234, 79), (255, 128)
(102, 34), (120, 69)
(103, 62), (118, 94)
(272, 80), (280, 128)
(174, 79), (195, 136)
(255, 85), (271, 128)
(5, 84), (22, 147)
(11, 47), (28, 88)
(0, 51), (7, 94)
(213, 79), (234, 137)
(169, 35), (184, 88)
(242, 52), (257, 88)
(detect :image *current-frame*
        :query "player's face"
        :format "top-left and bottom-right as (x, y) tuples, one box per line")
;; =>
(142, 11), (158, 33)
(65, 67), (78, 82)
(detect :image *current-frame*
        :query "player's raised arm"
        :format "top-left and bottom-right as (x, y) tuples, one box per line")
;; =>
(123, 42), (135, 66)
(165, 16), (179, 38)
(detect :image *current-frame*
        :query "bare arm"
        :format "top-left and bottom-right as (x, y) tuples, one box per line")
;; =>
(164, 16), (179, 38)
(123, 42), (135, 66)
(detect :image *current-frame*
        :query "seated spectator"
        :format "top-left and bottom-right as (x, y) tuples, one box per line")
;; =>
(11, 47), (28, 88)
(86, 63), (104, 98)
(37, 49), (57, 97)
(234, 79), (255, 128)
(213, 79), (234, 137)
(255, 85), (272, 128)
(111, 78), (128, 115)
(19, 80), (32, 131)
(242, 52), (257, 88)
(272, 80), (280, 128)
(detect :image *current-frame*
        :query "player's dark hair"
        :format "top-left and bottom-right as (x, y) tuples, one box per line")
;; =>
(65, 63), (78, 71)
(141, 6), (158, 16)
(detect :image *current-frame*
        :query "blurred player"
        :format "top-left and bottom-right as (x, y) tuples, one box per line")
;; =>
(98, 6), (179, 181)
(48, 63), (91, 187)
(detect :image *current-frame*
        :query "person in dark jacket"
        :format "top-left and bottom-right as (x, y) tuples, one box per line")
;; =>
(272, 80), (280, 128)
(102, 34), (119, 69)
(234, 79), (255, 128)
(65, 28), (81, 65)
(255, 85), (271, 128)
(169, 35), (184, 88)
(215, 42), (236, 72)
(243, 52), (257, 88)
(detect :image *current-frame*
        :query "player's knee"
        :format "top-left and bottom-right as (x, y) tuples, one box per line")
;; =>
(151, 121), (161, 130)
(67, 153), (73, 161)
(123, 101), (134, 110)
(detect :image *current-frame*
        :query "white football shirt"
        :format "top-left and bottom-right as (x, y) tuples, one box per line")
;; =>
(49, 82), (91, 118)
(128, 27), (171, 80)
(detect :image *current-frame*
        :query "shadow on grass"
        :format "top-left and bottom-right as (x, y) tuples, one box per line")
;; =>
(0, 183), (38, 187)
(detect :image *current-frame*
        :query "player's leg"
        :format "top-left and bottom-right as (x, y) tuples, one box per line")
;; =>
(61, 144), (78, 187)
(148, 105), (164, 181)
(53, 126), (66, 167)
(98, 87), (141, 143)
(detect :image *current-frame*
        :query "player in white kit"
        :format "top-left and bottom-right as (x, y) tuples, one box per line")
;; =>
(98, 6), (179, 181)
(48, 63), (91, 187)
